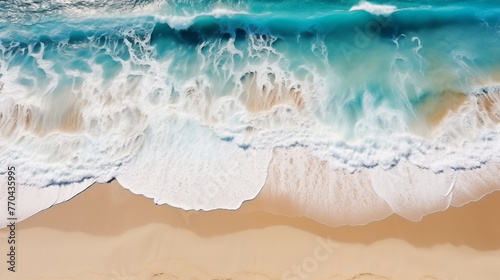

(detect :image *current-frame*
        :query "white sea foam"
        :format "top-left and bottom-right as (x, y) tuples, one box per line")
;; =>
(117, 117), (273, 210)
(0, 174), (93, 228)
(349, 1), (398, 16)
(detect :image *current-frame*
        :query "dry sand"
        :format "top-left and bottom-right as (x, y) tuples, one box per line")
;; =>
(0, 180), (499, 280)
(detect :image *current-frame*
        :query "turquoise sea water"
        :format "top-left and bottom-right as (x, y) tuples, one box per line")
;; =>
(1, 1), (500, 224)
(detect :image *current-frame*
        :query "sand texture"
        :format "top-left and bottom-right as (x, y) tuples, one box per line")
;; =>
(0, 180), (499, 280)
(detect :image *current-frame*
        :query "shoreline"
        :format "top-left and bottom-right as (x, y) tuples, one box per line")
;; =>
(0, 180), (499, 280)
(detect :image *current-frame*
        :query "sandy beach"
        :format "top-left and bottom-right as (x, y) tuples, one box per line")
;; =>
(0, 179), (499, 280)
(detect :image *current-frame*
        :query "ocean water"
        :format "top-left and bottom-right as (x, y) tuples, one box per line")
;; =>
(1, 0), (500, 225)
